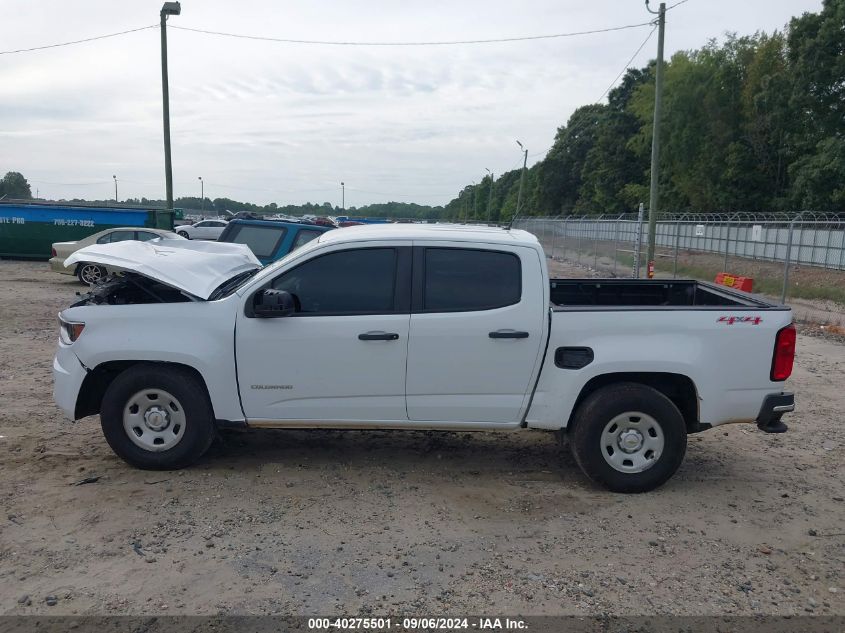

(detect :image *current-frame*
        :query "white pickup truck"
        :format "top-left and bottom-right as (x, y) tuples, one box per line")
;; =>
(53, 225), (796, 492)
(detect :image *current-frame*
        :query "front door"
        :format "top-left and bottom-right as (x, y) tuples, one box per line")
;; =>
(236, 246), (411, 422)
(405, 245), (545, 424)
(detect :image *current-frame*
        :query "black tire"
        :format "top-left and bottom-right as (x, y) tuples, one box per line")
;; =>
(568, 382), (687, 493)
(100, 364), (215, 470)
(77, 262), (107, 285)
(177, 230), (190, 239)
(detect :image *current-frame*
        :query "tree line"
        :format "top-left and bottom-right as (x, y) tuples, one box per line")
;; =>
(445, 0), (845, 221)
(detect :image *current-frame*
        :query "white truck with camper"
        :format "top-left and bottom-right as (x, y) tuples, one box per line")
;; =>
(53, 225), (796, 493)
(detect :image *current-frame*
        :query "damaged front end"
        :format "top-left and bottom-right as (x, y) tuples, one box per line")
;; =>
(71, 273), (196, 307)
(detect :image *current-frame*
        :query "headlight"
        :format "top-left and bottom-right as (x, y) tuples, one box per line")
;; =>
(58, 314), (85, 344)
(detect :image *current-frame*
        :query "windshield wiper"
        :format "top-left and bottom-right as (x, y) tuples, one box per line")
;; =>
(209, 269), (259, 300)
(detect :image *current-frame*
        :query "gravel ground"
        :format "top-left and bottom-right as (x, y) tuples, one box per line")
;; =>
(0, 259), (843, 617)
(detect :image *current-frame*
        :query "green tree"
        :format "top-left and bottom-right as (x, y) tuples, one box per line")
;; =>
(0, 172), (32, 199)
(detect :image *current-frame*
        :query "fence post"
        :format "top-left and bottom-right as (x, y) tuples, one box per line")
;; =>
(723, 213), (735, 272)
(612, 217), (621, 276)
(633, 203), (644, 278)
(673, 213), (685, 278)
(549, 214), (562, 261)
(561, 217), (570, 261)
(577, 217), (584, 265)
(593, 214), (603, 270)
(781, 214), (800, 304)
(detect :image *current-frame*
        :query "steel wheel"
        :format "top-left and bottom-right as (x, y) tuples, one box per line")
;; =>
(600, 411), (665, 473)
(123, 388), (186, 452)
(78, 263), (105, 284)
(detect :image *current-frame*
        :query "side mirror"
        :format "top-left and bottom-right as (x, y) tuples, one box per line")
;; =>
(253, 289), (295, 318)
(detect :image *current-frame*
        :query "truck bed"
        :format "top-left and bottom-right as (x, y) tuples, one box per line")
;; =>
(550, 279), (782, 310)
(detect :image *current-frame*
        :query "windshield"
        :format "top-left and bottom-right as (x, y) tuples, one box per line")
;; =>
(208, 235), (326, 299)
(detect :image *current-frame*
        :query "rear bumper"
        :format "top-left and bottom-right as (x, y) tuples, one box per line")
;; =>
(756, 392), (794, 432)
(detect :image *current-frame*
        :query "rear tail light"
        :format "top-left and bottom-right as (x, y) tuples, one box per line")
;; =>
(51, 247), (57, 257)
(58, 315), (85, 344)
(770, 323), (796, 381)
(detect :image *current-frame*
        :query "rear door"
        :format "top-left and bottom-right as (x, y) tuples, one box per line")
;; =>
(405, 243), (546, 424)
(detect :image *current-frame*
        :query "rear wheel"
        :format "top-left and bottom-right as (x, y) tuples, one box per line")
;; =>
(100, 364), (215, 469)
(77, 263), (106, 285)
(569, 382), (687, 493)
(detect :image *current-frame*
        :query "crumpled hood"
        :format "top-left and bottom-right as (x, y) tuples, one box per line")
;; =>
(65, 239), (261, 300)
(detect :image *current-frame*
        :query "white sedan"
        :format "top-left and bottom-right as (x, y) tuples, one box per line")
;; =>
(175, 219), (228, 240)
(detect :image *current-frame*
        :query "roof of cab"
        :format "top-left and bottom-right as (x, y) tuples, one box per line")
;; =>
(317, 223), (538, 246)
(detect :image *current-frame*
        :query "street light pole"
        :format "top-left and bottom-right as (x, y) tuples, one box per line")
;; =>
(198, 176), (204, 214)
(160, 2), (181, 212)
(515, 140), (528, 218)
(645, 0), (665, 279)
(485, 168), (494, 223)
(113, 175), (117, 203)
(341, 182), (345, 212)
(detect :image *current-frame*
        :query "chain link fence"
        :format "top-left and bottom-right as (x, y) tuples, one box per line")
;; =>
(514, 212), (845, 325)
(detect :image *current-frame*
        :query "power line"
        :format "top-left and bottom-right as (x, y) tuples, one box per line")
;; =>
(666, 0), (692, 10)
(0, 18), (654, 56)
(597, 24), (658, 102)
(169, 21), (654, 47)
(0, 24), (158, 55)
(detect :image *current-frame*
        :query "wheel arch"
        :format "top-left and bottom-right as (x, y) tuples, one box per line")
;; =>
(567, 372), (702, 434)
(75, 360), (213, 420)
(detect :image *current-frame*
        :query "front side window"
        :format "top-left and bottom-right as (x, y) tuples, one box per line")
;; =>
(423, 248), (521, 312)
(226, 225), (287, 260)
(271, 248), (397, 315)
(136, 231), (158, 241)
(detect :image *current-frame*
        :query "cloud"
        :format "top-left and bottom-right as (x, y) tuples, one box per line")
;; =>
(0, 0), (823, 205)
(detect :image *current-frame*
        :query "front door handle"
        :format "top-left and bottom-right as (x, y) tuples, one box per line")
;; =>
(489, 329), (530, 339)
(358, 331), (400, 341)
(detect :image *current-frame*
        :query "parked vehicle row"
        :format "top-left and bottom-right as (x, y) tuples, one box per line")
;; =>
(52, 224), (795, 493)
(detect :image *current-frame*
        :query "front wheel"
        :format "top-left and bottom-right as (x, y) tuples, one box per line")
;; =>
(100, 364), (215, 469)
(177, 230), (190, 239)
(77, 262), (106, 285)
(568, 382), (687, 493)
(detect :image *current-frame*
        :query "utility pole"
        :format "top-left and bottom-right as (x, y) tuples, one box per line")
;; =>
(341, 182), (345, 212)
(645, 0), (665, 279)
(160, 2), (181, 211)
(198, 176), (204, 214)
(471, 181), (478, 222)
(113, 175), (117, 203)
(515, 140), (528, 218)
(485, 168), (494, 223)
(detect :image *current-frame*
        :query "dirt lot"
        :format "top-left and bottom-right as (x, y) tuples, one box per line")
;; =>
(1, 260), (843, 617)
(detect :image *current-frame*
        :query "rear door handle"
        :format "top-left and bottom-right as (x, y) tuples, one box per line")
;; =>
(358, 331), (400, 341)
(489, 330), (530, 339)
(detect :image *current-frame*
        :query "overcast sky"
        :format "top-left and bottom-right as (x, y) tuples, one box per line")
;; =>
(0, 0), (823, 208)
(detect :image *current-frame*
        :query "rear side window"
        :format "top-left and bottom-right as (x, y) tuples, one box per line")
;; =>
(225, 225), (287, 259)
(423, 248), (521, 312)
(272, 248), (397, 315)
(292, 229), (322, 251)
(105, 230), (135, 244)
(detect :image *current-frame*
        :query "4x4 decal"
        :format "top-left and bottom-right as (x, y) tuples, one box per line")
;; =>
(718, 316), (762, 325)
